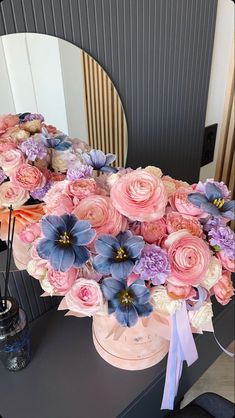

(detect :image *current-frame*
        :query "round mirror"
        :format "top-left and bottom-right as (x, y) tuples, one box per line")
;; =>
(0, 33), (128, 167)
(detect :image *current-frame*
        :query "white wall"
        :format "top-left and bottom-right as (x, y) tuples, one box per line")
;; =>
(0, 33), (88, 141)
(200, 0), (234, 181)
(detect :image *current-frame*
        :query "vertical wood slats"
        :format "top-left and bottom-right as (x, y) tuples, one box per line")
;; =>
(82, 51), (127, 167)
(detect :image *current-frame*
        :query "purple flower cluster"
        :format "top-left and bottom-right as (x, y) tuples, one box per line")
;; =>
(19, 138), (47, 161)
(196, 179), (230, 199)
(0, 168), (7, 185)
(208, 225), (235, 259)
(23, 113), (44, 122)
(134, 244), (171, 285)
(30, 181), (52, 200)
(66, 165), (93, 180)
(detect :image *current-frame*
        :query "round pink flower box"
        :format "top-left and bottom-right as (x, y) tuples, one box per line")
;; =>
(92, 313), (170, 370)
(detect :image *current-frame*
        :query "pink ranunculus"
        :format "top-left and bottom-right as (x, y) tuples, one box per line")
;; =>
(0, 181), (29, 208)
(0, 149), (24, 177)
(0, 137), (17, 152)
(67, 178), (96, 201)
(0, 114), (19, 134)
(19, 223), (41, 244)
(47, 268), (77, 295)
(167, 234), (211, 285)
(141, 218), (167, 244)
(73, 195), (125, 237)
(110, 169), (167, 222)
(13, 164), (46, 191)
(216, 251), (235, 273)
(43, 180), (74, 215)
(166, 212), (203, 237)
(169, 187), (204, 217)
(166, 282), (196, 300)
(212, 271), (234, 305)
(64, 278), (103, 316)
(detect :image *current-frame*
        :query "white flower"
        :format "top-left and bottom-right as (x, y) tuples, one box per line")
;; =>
(189, 302), (213, 329)
(200, 256), (222, 290)
(52, 149), (75, 173)
(151, 285), (182, 315)
(40, 276), (54, 296)
(144, 166), (162, 178)
(27, 259), (48, 281)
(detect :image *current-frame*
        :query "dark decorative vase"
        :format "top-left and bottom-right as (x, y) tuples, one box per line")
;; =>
(0, 297), (31, 371)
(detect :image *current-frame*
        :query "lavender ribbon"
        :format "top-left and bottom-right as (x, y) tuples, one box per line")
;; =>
(161, 301), (198, 410)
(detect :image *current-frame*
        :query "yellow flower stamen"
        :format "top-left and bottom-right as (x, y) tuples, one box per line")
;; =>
(115, 247), (128, 261)
(58, 231), (71, 245)
(213, 198), (224, 209)
(119, 290), (134, 305)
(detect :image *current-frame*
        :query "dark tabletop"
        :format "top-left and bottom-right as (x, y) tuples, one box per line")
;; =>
(0, 299), (234, 418)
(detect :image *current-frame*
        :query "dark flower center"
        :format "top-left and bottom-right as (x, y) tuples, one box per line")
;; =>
(118, 289), (134, 306)
(115, 247), (129, 262)
(58, 231), (72, 246)
(213, 198), (224, 209)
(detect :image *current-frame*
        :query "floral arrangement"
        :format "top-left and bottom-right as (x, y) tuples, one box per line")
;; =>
(1, 113), (234, 409)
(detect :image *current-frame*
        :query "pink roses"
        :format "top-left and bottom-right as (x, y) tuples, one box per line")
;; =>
(0, 181), (29, 208)
(166, 232), (211, 285)
(47, 268), (77, 295)
(61, 278), (103, 316)
(110, 169), (167, 221)
(212, 271), (234, 305)
(13, 164), (46, 191)
(0, 149), (24, 176)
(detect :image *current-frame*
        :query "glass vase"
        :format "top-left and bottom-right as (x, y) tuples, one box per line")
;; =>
(0, 297), (31, 371)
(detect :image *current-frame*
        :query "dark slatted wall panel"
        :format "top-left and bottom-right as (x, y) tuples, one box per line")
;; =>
(0, 0), (217, 318)
(0, 0), (217, 182)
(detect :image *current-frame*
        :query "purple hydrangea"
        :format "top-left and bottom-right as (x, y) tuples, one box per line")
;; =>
(134, 244), (171, 285)
(19, 139), (47, 161)
(66, 165), (93, 180)
(30, 181), (52, 201)
(202, 217), (224, 232)
(208, 225), (235, 259)
(19, 112), (44, 123)
(0, 168), (7, 185)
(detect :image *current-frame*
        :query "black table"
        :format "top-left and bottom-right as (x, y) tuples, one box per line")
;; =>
(0, 300), (234, 418)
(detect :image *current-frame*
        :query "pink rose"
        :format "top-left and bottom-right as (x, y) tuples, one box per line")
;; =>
(141, 218), (167, 244)
(47, 268), (77, 295)
(0, 114), (19, 134)
(19, 223), (41, 244)
(110, 169), (167, 221)
(212, 271), (234, 305)
(166, 212), (203, 237)
(0, 137), (17, 152)
(0, 149), (24, 177)
(74, 195), (125, 237)
(43, 181), (74, 215)
(13, 164), (46, 191)
(169, 187), (203, 217)
(166, 282), (196, 300)
(64, 278), (103, 316)
(67, 178), (96, 201)
(216, 251), (235, 272)
(167, 233), (211, 285)
(0, 181), (29, 208)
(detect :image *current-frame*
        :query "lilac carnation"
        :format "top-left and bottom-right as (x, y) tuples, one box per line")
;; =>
(134, 244), (171, 285)
(208, 225), (235, 259)
(30, 181), (52, 201)
(0, 168), (7, 185)
(19, 139), (47, 161)
(203, 217), (224, 232)
(66, 165), (93, 180)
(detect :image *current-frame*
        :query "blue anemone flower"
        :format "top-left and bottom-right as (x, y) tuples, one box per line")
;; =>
(188, 183), (235, 220)
(41, 128), (71, 151)
(101, 277), (153, 327)
(83, 149), (117, 173)
(93, 231), (145, 279)
(37, 214), (96, 272)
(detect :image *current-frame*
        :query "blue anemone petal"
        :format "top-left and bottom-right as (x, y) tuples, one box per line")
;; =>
(101, 278), (124, 300)
(93, 255), (112, 274)
(61, 214), (78, 231)
(49, 246), (75, 272)
(130, 280), (150, 304)
(37, 239), (57, 260)
(133, 302), (153, 317)
(100, 166), (118, 173)
(90, 149), (106, 168)
(110, 260), (134, 279)
(70, 219), (93, 236)
(41, 215), (66, 239)
(205, 183), (222, 201)
(222, 200), (235, 213)
(95, 235), (120, 257)
(117, 231), (133, 247)
(201, 202), (220, 217)
(82, 153), (92, 165)
(55, 142), (71, 151)
(72, 228), (96, 246)
(125, 236), (145, 258)
(73, 245), (90, 267)
(105, 154), (116, 165)
(115, 304), (138, 327)
(188, 193), (208, 207)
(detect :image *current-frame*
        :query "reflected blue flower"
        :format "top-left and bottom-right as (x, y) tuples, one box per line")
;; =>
(40, 128), (71, 151)
(101, 277), (153, 327)
(37, 214), (96, 272)
(83, 149), (117, 173)
(93, 231), (145, 279)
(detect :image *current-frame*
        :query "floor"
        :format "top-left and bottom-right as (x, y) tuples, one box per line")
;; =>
(181, 341), (235, 408)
